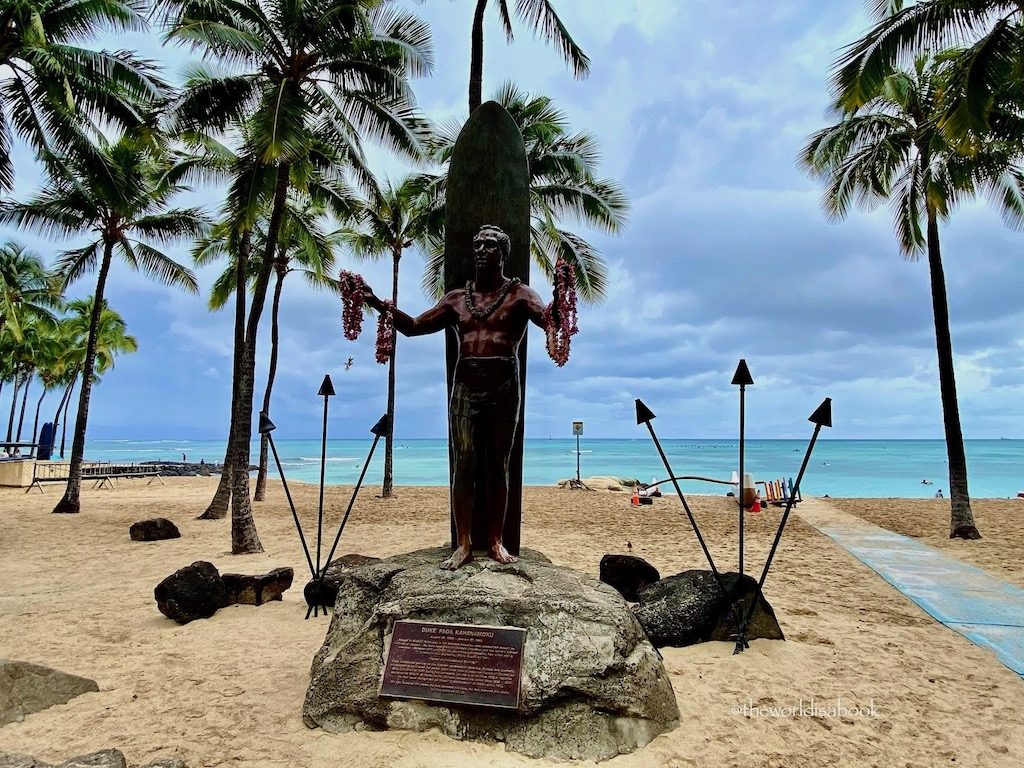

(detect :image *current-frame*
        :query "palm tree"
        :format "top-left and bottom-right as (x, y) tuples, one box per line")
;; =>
(801, 54), (1024, 539)
(0, 130), (206, 513)
(161, 0), (432, 552)
(200, 197), (350, 502)
(464, 0), (589, 113)
(833, 2), (1024, 139)
(0, 0), (166, 190)
(5, 313), (54, 445)
(30, 297), (136, 453)
(0, 241), (59, 340)
(340, 175), (435, 497)
(420, 82), (628, 301)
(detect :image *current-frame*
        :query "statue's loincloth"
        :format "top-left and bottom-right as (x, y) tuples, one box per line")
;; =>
(450, 356), (520, 424)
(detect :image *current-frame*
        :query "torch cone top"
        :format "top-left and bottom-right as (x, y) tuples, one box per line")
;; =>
(258, 412), (276, 434)
(370, 414), (390, 437)
(731, 359), (754, 386)
(809, 397), (832, 428)
(635, 399), (656, 425)
(318, 374), (336, 397)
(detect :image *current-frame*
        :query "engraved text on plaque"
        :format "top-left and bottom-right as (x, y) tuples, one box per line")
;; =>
(379, 620), (526, 709)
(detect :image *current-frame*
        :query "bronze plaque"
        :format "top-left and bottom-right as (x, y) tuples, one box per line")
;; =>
(379, 620), (526, 709)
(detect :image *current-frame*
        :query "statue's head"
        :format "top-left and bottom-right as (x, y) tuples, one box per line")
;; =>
(474, 225), (510, 268)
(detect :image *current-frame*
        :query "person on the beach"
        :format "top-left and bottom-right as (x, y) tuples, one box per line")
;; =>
(935, 489), (944, 498)
(363, 225), (549, 570)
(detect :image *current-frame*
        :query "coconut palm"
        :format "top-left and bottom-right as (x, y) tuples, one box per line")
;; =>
(0, 241), (59, 340)
(29, 297), (136, 454)
(464, 0), (589, 113)
(0, 130), (206, 513)
(340, 175), (436, 497)
(420, 82), (628, 302)
(801, 54), (1024, 539)
(200, 195), (352, 502)
(834, 1), (1024, 139)
(186, 137), (359, 537)
(3, 315), (39, 447)
(0, 0), (166, 191)
(160, 0), (432, 552)
(5, 313), (56, 445)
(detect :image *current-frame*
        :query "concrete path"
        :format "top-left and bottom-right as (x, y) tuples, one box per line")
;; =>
(797, 499), (1024, 678)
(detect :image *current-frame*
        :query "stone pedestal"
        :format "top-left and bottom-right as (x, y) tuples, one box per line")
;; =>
(303, 548), (679, 761)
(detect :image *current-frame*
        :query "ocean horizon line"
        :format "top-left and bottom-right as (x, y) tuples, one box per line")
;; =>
(62, 437), (1024, 499)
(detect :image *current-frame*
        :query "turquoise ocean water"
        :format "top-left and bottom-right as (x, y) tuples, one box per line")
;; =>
(74, 438), (1023, 499)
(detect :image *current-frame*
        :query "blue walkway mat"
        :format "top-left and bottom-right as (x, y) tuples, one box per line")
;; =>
(812, 522), (1024, 677)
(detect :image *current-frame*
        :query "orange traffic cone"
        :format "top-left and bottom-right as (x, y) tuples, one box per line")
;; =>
(631, 487), (640, 507)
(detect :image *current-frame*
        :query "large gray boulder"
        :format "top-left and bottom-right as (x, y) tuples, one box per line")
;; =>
(303, 547), (679, 762)
(0, 751), (184, 768)
(634, 570), (784, 648)
(0, 660), (98, 727)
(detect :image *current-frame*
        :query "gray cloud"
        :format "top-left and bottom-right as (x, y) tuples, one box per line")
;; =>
(3, 1), (1022, 442)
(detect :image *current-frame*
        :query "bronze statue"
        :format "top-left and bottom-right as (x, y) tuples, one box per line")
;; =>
(364, 225), (549, 570)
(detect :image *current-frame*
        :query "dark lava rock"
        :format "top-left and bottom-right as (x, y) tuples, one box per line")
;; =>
(599, 554), (660, 601)
(154, 561), (226, 625)
(310, 554), (384, 608)
(221, 568), (294, 606)
(129, 518), (180, 542)
(634, 569), (784, 648)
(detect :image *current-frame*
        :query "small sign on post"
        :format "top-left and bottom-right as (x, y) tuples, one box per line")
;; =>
(572, 421), (584, 483)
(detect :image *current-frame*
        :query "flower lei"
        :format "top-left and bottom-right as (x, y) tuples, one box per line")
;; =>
(375, 300), (394, 364)
(339, 271), (367, 341)
(544, 257), (578, 367)
(340, 270), (394, 366)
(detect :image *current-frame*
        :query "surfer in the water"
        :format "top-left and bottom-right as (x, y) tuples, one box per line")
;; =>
(363, 225), (550, 570)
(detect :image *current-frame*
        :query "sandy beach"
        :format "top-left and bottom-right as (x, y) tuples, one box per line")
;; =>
(1, 478), (1022, 767)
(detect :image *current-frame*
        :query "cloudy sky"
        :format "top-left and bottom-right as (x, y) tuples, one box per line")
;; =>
(4, 0), (1024, 442)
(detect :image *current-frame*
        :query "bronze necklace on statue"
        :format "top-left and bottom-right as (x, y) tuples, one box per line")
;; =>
(464, 277), (518, 320)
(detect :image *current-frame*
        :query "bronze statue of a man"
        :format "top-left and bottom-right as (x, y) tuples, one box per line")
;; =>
(364, 225), (548, 570)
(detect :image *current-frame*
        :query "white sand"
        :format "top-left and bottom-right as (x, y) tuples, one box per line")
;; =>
(1, 478), (1022, 767)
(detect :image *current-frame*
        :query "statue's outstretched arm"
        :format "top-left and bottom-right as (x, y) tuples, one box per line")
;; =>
(366, 290), (455, 337)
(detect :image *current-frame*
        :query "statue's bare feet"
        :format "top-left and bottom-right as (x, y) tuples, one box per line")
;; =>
(489, 542), (518, 565)
(440, 545), (474, 570)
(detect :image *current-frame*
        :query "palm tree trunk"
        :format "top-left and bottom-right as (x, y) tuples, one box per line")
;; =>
(469, 0), (488, 113)
(926, 208), (980, 539)
(31, 387), (46, 455)
(15, 373), (31, 441)
(254, 261), (286, 502)
(53, 375), (73, 429)
(53, 245), (114, 514)
(59, 377), (76, 458)
(6, 373), (21, 443)
(382, 247), (401, 498)
(229, 164), (292, 554)
(199, 229), (251, 520)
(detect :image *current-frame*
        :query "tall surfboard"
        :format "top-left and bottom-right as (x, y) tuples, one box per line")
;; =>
(444, 100), (530, 554)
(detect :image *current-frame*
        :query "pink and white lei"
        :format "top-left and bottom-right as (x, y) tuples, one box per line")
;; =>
(340, 270), (394, 365)
(544, 257), (578, 367)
